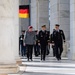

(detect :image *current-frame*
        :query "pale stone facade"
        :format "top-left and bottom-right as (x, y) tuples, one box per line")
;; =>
(50, 0), (70, 57)
(0, 0), (20, 74)
(70, 0), (75, 60)
(50, 0), (70, 40)
(38, 0), (50, 30)
(31, 0), (50, 30)
(0, 0), (75, 74)
(31, 0), (38, 30)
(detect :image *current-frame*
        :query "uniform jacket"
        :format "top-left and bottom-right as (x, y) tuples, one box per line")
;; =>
(38, 30), (50, 45)
(19, 34), (24, 45)
(52, 29), (65, 45)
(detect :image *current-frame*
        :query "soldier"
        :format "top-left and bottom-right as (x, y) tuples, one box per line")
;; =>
(38, 25), (50, 61)
(34, 30), (40, 57)
(19, 30), (25, 57)
(50, 33), (56, 57)
(46, 31), (50, 55)
(52, 24), (65, 60)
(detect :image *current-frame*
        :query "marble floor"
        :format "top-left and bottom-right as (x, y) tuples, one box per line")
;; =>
(19, 56), (75, 75)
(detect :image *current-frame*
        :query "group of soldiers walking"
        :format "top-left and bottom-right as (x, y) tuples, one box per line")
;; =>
(19, 24), (65, 61)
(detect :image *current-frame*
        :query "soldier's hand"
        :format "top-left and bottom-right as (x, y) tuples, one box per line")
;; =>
(48, 43), (50, 45)
(23, 43), (26, 46)
(64, 40), (66, 43)
(51, 43), (54, 46)
(38, 43), (40, 46)
(34, 42), (36, 45)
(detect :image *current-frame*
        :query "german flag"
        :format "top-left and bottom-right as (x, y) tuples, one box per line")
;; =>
(19, 5), (29, 18)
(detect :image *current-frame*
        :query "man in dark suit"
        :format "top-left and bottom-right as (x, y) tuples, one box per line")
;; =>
(38, 25), (50, 61)
(52, 24), (65, 60)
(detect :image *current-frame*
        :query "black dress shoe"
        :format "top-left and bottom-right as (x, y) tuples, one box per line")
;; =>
(43, 60), (45, 61)
(57, 58), (60, 61)
(43, 59), (45, 61)
(31, 59), (33, 61)
(59, 57), (61, 60)
(27, 59), (29, 61)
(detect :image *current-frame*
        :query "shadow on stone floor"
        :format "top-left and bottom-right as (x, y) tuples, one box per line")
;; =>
(22, 71), (72, 75)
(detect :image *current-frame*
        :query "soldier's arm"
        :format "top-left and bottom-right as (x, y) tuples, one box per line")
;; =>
(24, 31), (27, 43)
(50, 34), (53, 43)
(51, 31), (55, 43)
(38, 31), (41, 43)
(62, 30), (65, 41)
(47, 31), (50, 43)
(33, 32), (36, 44)
(19, 35), (21, 40)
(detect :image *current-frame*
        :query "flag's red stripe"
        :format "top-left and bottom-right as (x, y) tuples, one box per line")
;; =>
(19, 9), (29, 14)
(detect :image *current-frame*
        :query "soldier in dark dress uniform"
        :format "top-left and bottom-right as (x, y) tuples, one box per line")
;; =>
(34, 30), (40, 56)
(52, 24), (65, 60)
(50, 33), (56, 57)
(19, 30), (25, 56)
(38, 25), (50, 61)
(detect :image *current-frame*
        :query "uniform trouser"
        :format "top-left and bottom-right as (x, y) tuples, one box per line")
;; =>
(41, 45), (46, 60)
(34, 45), (38, 56)
(46, 45), (50, 55)
(23, 46), (26, 56)
(19, 41), (20, 55)
(55, 44), (63, 59)
(52, 45), (56, 56)
(26, 45), (33, 60)
(21, 44), (25, 56)
(34, 45), (40, 56)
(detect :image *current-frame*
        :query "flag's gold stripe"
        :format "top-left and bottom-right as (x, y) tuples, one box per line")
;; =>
(19, 14), (29, 18)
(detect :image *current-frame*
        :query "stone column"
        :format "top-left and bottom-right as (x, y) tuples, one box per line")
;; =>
(50, 0), (59, 33)
(31, 0), (39, 30)
(50, 0), (70, 57)
(31, 0), (49, 30)
(0, 0), (19, 74)
(69, 0), (75, 60)
(50, 0), (70, 40)
(38, 0), (49, 30)
(14, 0), (22, 65)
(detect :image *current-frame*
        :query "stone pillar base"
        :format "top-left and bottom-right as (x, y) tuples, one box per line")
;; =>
(16, 59), (22, 65)
(8, 71), (23, 75)
(0, 74), (20, 75)
(8, 74), (20, 75)
(0, 74), (7, 75)
(0, 64), (19, 74)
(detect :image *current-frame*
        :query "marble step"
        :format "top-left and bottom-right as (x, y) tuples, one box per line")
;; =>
(8, 71), (24, 75)
(0, 64), (19, 74)
(0, 74), (7, 75)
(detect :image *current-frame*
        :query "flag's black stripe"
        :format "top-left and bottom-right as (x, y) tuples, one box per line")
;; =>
(19, 5), (29, 9)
